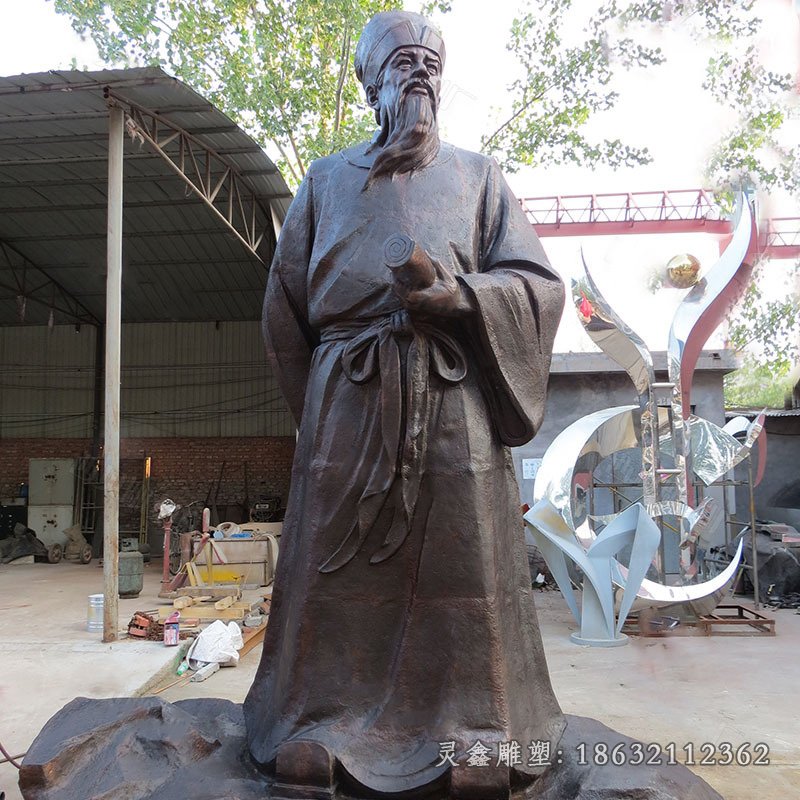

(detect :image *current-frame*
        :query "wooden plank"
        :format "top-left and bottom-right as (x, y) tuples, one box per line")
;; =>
(695, 604), (775, 636)
(156, 599), (260, 622)
(173, 595), (214, 609)
(215, 595), (235, 610)
(170, 586), (241, 600)
(157, 607), (244, 622)
(205, 540), (215, 586)
(239, 620), (268, 658)
(186, 561), (200, 587)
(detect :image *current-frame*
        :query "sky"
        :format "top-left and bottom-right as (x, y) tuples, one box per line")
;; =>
(0, 0), (798, 354)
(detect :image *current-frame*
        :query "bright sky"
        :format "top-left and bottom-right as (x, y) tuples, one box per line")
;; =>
(0, 0), (798, 353)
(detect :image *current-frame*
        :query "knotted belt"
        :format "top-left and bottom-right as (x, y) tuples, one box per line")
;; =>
(318, 309), (467, 572)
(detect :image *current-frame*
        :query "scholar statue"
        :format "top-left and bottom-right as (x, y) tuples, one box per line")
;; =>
(244, 10), (567, 799)
(12, 14), (731, 800)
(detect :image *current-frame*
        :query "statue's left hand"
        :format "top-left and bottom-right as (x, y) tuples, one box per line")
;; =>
(394, 258), (473, 317)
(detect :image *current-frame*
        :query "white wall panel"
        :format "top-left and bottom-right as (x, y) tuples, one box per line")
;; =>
(0, 321), (294, 438)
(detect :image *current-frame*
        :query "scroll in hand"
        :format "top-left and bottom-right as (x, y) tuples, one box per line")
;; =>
(383, 233), (472, 318)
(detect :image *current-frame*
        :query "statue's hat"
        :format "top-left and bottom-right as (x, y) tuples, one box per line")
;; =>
(354, 11), (445, 89)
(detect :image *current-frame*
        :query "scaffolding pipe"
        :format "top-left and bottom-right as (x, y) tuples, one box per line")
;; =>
(748, 455), (760, 610)
(102, 104), (124, 643)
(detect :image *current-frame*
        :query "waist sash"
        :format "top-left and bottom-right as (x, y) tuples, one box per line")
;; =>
(318, 309), (467, 571)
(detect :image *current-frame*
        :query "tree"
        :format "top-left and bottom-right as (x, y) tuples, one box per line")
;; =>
(485, 0), (799, 192)
(481, 1), (661, 172)
(53, 0), (403, 187)
(54, 0), (799, 405)
(485, 0), (799, 407)
(724, 260), (800, 408)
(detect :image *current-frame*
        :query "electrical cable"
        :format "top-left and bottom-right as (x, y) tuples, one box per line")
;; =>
(0, 738), (24, 769)
(0, 373), (278, 392)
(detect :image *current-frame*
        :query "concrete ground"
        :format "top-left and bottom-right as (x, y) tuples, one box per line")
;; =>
(2, 564), (799, 800)
(0, 559), (185, 800)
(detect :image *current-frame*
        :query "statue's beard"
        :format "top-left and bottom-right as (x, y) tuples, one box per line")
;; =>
(365, 86), (439, 189)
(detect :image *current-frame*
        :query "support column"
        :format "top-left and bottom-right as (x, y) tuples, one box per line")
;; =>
(91, 323), (105, 458)
(103, 104), (124, 643)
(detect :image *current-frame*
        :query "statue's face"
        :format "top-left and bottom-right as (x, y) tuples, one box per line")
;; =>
(368, 45), (442, 116)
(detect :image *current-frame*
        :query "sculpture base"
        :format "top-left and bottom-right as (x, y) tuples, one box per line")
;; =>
(18, 697), (723, 800)
(570, 631), (629, 647)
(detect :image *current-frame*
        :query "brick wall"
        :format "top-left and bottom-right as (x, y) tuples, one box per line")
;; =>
(1, 439), (89, 497)
(0, 436), (296, 524)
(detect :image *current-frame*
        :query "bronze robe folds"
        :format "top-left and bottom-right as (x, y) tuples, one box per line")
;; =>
(244, 141), (566, 794)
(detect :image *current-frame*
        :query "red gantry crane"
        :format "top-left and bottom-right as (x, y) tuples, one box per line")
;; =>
(521, 189), (800, 260)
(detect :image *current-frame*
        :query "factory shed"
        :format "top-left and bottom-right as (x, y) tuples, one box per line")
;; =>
(0, 66), (291, 325)
(0, 68), (296, 638)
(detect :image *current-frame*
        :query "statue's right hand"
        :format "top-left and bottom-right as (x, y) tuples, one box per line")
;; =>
(395, 258), (473, 318)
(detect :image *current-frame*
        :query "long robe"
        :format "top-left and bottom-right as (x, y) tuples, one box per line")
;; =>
(244, 140), (566, 795)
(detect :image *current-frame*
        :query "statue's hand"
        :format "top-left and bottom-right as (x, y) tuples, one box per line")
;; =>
(394, 258), (473, 317)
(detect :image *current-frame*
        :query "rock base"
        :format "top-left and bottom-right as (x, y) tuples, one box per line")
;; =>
(18, 698), (724, 800)
(18, 697), (267, 800)
(530, 715), (724, 800)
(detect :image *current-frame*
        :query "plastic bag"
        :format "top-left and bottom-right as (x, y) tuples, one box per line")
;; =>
(185, 619), (243, 669)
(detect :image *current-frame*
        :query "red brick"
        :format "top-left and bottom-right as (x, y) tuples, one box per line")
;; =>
(0, 437), (296, 515)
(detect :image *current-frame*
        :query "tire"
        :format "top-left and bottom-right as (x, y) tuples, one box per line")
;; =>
(48, 543), (63, 564)
(169, 534), (182, 576)
(80, 545), (93, 565)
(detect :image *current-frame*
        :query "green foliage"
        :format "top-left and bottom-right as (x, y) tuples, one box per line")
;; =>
(53, 0), (402, 186)
(54, 1), (796, 196)
(704, 45), (798, 196)
(420, 1), (451, 13)
(482, 1), (660, 171)
(489, 0), (798, 196)
(727, 262), (800, 370)
(725, 259), (800, 407)
(491, 1), (799, 407)
(617, 0), (759, 38)
(724, 357), (795, 409)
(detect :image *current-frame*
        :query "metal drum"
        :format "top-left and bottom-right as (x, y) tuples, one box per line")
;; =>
(87, 594), (104, 632)
(118, 550), (144, 598)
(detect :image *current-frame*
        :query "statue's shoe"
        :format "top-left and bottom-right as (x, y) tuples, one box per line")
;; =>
(273, 740), (336, 800)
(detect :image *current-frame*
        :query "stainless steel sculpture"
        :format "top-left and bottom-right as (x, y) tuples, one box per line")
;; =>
(527, 193), (761, 645)
(526, 499), (661, 645)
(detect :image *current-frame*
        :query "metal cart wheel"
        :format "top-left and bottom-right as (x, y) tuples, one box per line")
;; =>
(169, 533), (183, 576)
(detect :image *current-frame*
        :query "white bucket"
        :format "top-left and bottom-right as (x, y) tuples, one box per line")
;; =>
(87, 593), (104, 632)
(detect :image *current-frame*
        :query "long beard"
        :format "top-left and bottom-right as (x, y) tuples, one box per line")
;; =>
(364, 89), (439, 189)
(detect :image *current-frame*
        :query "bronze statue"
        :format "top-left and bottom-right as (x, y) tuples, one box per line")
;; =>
(13, 13), (729, 800)
(244, 10), (566, 799)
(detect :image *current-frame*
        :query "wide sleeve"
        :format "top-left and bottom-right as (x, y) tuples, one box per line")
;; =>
(458, 160), (565, 446)
(263, 169), (319, 426)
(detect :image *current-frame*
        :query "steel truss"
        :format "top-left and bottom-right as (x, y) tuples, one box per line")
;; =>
(521, 189), (728, 235)
(108, 89), (275, 264)
(522, 189), (800, 260)
(0, 238), (100, 325)
(764, 217), (800, 260)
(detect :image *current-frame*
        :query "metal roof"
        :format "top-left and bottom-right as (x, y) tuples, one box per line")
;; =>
(726, 408), (800, 418)
(0, 67), (292, 325)
(550, 349), (737, 375)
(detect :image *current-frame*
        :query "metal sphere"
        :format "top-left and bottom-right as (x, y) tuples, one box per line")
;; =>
(666, 253), (701, 288)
